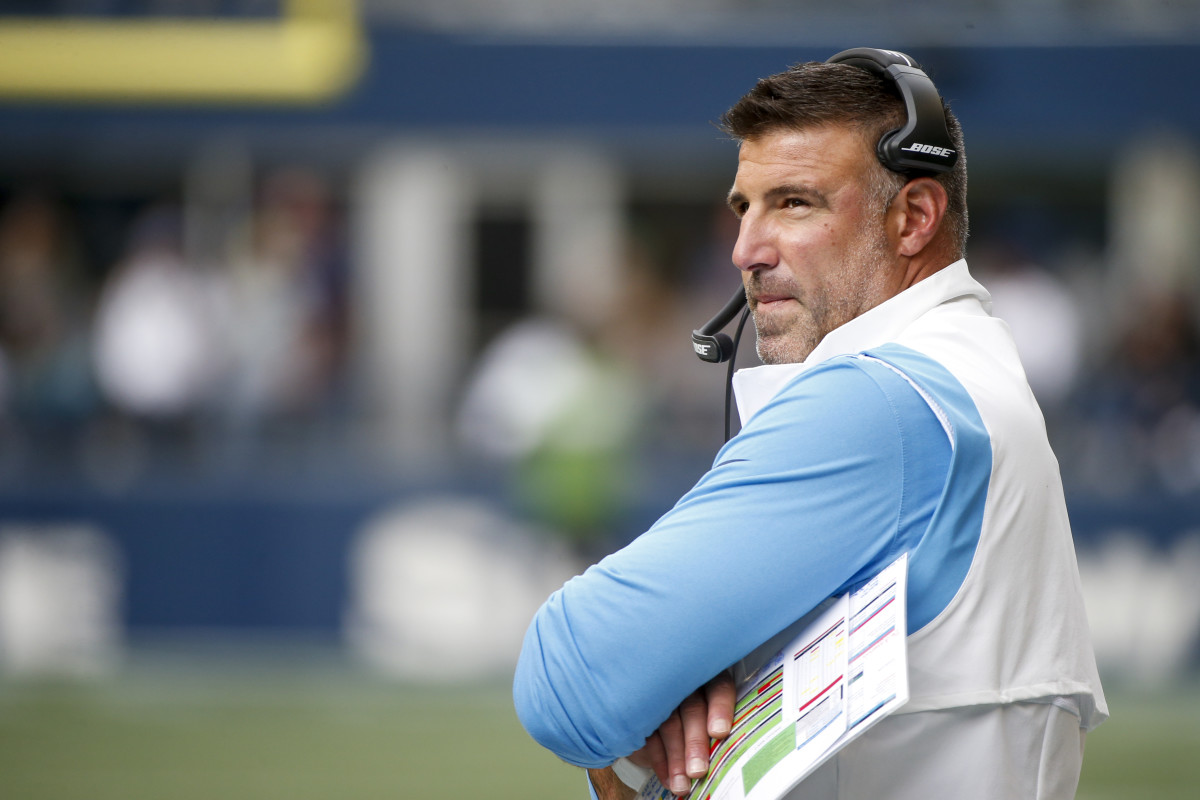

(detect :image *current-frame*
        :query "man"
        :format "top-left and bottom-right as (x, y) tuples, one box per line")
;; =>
(514, 51), (1107, 800)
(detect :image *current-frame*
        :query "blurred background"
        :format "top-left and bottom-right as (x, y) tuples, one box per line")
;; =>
(0, 1), (1199, 798)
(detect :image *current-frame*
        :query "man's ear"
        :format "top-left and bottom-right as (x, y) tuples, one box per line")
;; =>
(892, 177), (949, 257)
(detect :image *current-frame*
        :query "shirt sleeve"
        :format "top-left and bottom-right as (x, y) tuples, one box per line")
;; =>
(512, 356), (952, 768)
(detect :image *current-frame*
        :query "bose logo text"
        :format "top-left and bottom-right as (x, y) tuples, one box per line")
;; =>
(901, 143), (955, 158)
(693, 341), (713, 356)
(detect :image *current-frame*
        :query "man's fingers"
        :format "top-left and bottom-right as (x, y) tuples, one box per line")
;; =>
(705, 670), (737, 739)
(630, 673), (737, 797)
(628, 731), (669, 789)
(679, 690), (713, 780)
(658, 709), (692, 796)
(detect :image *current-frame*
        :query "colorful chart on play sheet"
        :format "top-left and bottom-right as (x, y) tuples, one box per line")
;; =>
(636, 554), (908, 800)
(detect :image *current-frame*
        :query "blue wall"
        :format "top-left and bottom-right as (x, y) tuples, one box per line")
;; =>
(0, 35), (1197, 170)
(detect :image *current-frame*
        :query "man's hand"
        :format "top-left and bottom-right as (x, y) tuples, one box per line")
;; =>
(628, 671), (737, 796)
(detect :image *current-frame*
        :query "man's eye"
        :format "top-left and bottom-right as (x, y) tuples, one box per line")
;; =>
(785, 197), (809, 209)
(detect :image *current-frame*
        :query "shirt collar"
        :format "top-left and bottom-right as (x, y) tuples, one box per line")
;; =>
(731, 259), (987, 425)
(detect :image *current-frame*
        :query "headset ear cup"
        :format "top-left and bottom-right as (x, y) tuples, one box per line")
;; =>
(827, 48), (957, 176)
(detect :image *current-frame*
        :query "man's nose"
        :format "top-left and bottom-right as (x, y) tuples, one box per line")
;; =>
(732, 214), (776, 273)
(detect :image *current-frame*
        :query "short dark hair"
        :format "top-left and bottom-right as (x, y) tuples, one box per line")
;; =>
(720, 61), (968, 257)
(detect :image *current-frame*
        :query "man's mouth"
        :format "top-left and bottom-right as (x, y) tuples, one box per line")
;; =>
(752, 292), (796, 308)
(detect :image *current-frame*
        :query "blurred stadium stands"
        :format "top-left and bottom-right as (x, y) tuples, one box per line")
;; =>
(0, 0), (1199, 693)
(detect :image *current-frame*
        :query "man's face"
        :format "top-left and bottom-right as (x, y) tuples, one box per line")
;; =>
(727, 126), (899, 364)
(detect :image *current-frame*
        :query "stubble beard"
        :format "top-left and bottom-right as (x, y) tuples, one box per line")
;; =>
(752, 225), (895, 365)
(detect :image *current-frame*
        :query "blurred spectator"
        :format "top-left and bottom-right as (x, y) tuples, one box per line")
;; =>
(219, 167), (349, 433)
(973, 240), (1084, 413)
(456, 316), (643, 555)
(1110, 291), (1200, 425)
(0, 190), (98, 428)
(91, 204), (227, 421)
(1070, 289), (1200, 495)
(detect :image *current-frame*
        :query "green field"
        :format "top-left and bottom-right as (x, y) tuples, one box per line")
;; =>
(1075, 681), (1200, 800)
(0, 655), (1195, 799)
(0, 654), (580, 800)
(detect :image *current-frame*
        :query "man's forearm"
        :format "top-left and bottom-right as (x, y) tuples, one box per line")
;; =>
(587, 767), (636, 800)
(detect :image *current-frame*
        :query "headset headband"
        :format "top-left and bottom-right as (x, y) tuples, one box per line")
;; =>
(825, 47), (958, 176)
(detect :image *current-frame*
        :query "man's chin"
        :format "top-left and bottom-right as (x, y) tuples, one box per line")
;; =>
(755, 334), (815, 365)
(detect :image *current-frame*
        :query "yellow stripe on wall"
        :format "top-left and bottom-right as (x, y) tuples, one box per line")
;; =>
(0, 0), (365, 104)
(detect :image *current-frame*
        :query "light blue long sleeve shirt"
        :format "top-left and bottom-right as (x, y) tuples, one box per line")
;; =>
(513, 346), (978, 768)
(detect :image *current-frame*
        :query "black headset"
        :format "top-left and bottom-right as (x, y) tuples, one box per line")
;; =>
(827, 47), (959, 175)
(690, 47), (958, 367)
